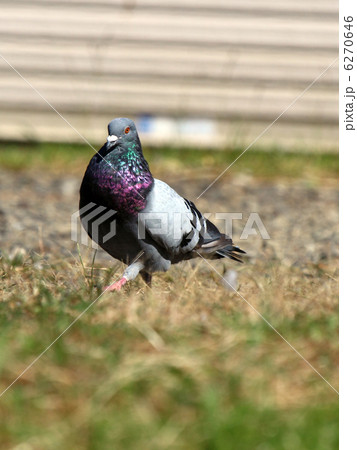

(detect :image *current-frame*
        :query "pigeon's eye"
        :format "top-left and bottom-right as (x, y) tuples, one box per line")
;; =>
(124, 127), (130, 134)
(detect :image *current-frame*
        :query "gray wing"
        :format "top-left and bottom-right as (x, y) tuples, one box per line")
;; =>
(140, 179), (205, 257)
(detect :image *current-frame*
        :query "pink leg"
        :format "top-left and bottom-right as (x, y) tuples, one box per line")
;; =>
(104, 277), (127, 292)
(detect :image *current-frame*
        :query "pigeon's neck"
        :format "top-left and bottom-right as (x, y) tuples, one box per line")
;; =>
(89, 144), (154, 216)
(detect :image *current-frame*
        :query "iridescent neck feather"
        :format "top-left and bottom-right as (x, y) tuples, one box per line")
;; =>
(88, 142), (154, 215)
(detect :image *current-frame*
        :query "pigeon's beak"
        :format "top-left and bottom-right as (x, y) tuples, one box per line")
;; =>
(107, 135), (119, 143)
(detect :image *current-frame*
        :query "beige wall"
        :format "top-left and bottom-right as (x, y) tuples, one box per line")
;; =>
(0, 0), (338, 151)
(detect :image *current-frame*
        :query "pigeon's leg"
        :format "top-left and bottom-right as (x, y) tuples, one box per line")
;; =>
(104, 261), (144, 292)
(105, 277), (128, 292)
(140, 271), (152, 287)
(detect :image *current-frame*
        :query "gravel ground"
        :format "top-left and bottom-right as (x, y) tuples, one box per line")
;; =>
(0, 169), (338, 271)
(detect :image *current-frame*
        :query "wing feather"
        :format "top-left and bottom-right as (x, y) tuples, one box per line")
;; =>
(140, 179), (201, 256)
(141, 179), (246, 263)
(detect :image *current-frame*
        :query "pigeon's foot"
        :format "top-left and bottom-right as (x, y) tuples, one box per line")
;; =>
(104, 277), (127, 292)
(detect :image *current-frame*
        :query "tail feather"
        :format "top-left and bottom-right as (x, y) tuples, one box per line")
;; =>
(190, 213), (246, 263)
(216, 245), (246, 263)
(197, 233), (246, 263)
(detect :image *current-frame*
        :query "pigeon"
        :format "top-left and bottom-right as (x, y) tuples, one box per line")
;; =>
(79, 118), (245, 291)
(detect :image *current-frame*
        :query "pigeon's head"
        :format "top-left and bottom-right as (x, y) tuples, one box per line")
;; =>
(106, 118), (141, 151)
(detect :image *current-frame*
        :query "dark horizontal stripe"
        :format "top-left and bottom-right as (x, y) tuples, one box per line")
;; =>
(0, 101), (337, 126)
(0, 33), (338, 54)
(3, 1), (338, 20)
(0, 67), (337, 90)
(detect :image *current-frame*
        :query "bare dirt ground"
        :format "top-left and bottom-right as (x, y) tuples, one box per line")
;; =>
(0, 168), (338, 272)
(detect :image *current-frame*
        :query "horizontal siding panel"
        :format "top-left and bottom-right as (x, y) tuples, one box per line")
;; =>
(0, 75), (337, 122)
(0, 8), (338, 51)
(1, 43), (338, 87)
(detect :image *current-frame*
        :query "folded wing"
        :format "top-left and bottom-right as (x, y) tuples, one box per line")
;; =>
(141, 179), (245, 263)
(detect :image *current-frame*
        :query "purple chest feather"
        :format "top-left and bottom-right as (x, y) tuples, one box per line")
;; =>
(88, 151), (154, 216)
